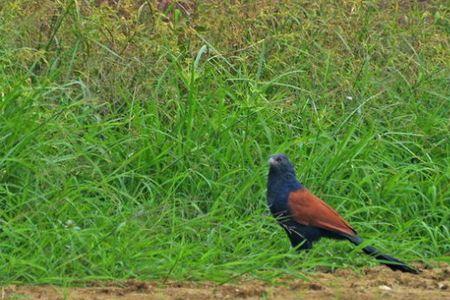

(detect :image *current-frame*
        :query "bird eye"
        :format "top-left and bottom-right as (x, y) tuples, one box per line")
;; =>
(275, 157), (282, 162)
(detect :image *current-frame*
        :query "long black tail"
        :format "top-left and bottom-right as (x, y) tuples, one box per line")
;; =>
(347, 236), (419, 274)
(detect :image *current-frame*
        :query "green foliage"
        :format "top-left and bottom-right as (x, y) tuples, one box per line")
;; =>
(0, 0), (449, 284)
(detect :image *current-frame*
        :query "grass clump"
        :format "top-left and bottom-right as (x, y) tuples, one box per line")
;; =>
(0, 0), (449, 284)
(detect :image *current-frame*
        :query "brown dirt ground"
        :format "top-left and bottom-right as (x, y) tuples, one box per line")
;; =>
(2, 264), (449, 300)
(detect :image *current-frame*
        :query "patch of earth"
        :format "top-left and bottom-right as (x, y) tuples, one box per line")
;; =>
(2, 264), (449, 300)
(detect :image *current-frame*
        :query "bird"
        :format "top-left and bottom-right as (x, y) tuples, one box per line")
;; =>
(267, 153), (419, 274)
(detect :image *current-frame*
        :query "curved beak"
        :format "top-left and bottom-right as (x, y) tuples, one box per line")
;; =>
(268, 156), (276, 165)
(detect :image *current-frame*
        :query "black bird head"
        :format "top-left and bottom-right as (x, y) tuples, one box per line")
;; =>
(268, 153), (296, 176)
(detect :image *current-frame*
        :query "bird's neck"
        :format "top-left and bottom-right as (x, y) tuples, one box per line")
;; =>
(267, 169), (303, 203)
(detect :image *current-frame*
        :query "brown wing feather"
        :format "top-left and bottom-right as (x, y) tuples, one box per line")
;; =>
(288, 188), (357, 236)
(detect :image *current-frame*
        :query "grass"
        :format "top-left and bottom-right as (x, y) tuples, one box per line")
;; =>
(0, 0), (449, 285)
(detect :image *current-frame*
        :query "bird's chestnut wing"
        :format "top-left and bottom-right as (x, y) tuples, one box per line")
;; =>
(288, 188), (357, 236)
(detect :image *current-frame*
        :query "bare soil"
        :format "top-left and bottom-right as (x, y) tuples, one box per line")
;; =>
(2, 265), (449, 300)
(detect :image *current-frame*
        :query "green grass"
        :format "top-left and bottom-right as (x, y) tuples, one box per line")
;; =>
(0, 0), (449, 285)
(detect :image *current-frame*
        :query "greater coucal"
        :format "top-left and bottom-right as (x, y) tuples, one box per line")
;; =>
(267, 153), (418, 273)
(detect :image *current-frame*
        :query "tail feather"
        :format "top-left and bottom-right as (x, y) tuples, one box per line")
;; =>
(348, 236), (419, 274)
